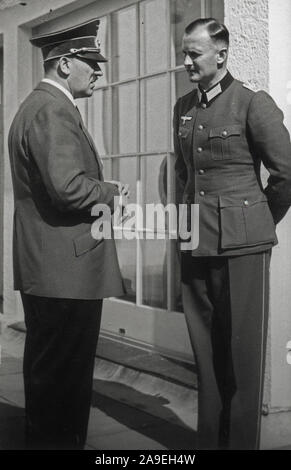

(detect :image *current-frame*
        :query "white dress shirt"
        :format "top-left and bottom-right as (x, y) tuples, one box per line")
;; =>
(41, 78), (76, 106)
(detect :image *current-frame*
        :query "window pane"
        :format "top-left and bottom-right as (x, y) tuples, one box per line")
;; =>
(112, 156), (138, 205)
(207, 0), (224, 21)
(142, 240), (167, 309)
(113, 83), (137, 154)
(112, 6), (137, 81)
(115, 239), (136, 303)
(101, 158), (112, 180)
(140, 75), (168, 152)
(170, 0), (202, 67)
(112, 159), (138, 304)
(141, 154), (169, 240)
(141, 154), (167, 206)
(88, 89), (110, 157)
(96, 16), (109, 88)
(140, 0), (168, 74)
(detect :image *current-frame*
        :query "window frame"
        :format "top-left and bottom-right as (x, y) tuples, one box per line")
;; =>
(85, 0), (223, 312)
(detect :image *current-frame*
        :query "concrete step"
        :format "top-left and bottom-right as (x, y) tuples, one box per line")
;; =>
(0, 321), (198, 432)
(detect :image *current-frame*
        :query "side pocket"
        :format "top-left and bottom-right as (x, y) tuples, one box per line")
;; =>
(219, 195), (277, 250)
(73, 231), (104, 257)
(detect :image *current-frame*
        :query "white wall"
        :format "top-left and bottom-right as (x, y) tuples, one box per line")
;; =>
(225, 0), (269, 90)
(269, 0), (291, 409)
(225, 0), (291, 448)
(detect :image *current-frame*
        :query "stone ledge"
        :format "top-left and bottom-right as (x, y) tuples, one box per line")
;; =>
(3, 321), (198, 390)
(0, 319), (197, 433)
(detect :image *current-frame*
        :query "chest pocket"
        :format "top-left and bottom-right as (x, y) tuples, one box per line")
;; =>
(209, 124), (241, 160)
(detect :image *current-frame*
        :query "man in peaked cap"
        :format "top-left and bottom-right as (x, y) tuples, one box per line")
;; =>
(174, 18), (291, 449)
(8, 18), (128, 449)
(31, 18), (108, 64)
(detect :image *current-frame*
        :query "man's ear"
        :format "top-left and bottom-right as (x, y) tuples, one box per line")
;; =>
(217, 47), (228, 66)
(58, 56), (71, 77)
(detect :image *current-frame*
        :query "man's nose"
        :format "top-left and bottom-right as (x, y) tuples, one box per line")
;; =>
(94, 69), (103, 77)
(184, 54), (193, 66)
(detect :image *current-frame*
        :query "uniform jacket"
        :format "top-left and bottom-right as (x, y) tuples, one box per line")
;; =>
(174, 73), (291, 256)
(8, 81), (125, 299)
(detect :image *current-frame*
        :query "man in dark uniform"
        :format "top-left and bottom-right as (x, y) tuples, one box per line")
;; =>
(8, 19), (127, 449)
(174, 18), (291, 449)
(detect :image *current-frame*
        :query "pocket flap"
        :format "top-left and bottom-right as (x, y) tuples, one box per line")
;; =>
(219, 194), (268, 209)
(219, 194), (276, 250)
(73, 231), (103, 257)
(209, 125), (241, 139)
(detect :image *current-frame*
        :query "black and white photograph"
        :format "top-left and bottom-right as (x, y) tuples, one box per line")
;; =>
(0, 0), (290, 456)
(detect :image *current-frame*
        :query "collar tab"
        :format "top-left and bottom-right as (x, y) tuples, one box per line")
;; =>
(198, 72), (234, 105)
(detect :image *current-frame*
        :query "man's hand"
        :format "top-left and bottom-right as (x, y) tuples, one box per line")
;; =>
(105, 180), (130, 223)
(119, 185), (130, 223)
(105, 180), (130, 197)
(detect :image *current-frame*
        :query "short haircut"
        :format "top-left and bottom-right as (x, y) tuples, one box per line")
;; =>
(185, 18), (229, 46)
(43, 58), (59, 74)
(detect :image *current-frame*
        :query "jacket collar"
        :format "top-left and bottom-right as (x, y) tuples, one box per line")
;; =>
(35, 80), (76, 111)
(41, 78), (76, 106)
(197, 71), (234, 105)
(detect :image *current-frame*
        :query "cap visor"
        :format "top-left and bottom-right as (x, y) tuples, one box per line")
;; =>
(77, 51), (108, 62)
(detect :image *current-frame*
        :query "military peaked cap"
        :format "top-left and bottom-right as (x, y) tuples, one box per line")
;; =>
(30, 18), (107, 63)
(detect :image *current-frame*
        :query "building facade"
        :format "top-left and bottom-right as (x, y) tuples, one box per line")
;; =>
(0, 0), (291, 448)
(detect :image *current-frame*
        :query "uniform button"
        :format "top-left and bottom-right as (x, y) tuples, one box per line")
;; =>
(198, 124), (204, 130)
(198, 169), (205, 174)
(201, 103), (207, 109)
(222, 130), (228, 137)
(197, 147), (203, 153)
(178, 131), (182, 136)
(244, 199), (249, 206)
(199, 190), (205, 196)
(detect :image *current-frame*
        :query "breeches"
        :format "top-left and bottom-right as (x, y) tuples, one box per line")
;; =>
(21, 293), (103, 449)
(181, 251), (270, 449)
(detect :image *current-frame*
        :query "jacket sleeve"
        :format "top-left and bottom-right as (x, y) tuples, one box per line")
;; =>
(173, 99), (187, 204)
(27, 102), (119, 213)
(247, 91), (291, 223)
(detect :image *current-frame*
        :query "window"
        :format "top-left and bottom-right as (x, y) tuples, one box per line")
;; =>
(85, 0), (224, 311)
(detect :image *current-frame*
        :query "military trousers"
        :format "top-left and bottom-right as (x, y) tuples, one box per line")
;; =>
(181, 251), (270, 449)
(21, 293), (102, 450)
